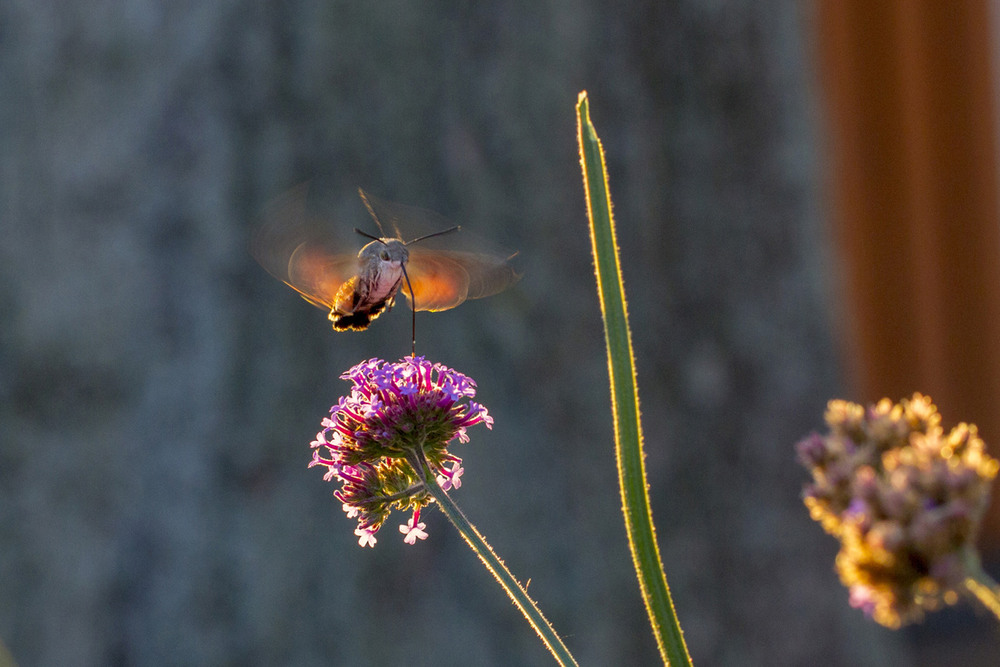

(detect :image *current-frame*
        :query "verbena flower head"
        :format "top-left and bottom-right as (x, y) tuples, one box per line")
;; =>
(797, 393), (999, 628)
(310, 356), (492, 547)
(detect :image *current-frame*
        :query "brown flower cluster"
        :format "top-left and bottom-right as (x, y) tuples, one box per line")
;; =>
(797, 394), (998, 627)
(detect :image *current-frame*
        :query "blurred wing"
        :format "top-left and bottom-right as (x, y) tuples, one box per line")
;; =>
(404, 247), (519, 312)
(251, 184), (361, 310)
(285, 245), (360, 310)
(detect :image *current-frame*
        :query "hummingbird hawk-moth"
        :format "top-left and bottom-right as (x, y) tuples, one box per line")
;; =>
(252, 185), (519, 332)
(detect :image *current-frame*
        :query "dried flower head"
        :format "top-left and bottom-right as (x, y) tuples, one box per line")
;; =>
(310, 356), (492, 546)
(797, 393), (999, 627)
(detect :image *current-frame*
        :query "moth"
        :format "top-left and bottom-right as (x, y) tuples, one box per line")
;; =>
(252, 185), (519, 332)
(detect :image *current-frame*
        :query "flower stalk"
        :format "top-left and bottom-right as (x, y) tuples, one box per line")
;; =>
(409, 445), (579, 667)
(963, 550), (1000, 621)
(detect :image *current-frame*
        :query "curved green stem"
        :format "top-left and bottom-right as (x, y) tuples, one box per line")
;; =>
(577, 90), (692, 666)
(356, 483), (426, 507)
(963, 549), (1000, 623)
(408, 448), (579, 667)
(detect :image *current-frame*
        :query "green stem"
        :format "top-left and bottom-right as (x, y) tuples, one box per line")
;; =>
(963, 549), (1000, 623)
(408, 448), (579, 667)
(576, 91), (692, 666)
(357, 483), (426, 507)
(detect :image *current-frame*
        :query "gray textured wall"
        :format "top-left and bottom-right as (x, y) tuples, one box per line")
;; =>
(0, 1), (920, 665)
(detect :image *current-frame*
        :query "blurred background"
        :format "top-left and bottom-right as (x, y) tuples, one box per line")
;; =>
(3, 1), (1000, 664)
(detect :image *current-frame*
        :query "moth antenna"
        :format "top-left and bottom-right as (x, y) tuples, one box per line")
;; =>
(354, 228), (385, 243)
(406, 225), (461, 245)
(400, 262), (417, 356)
(358, 188), (390, 237)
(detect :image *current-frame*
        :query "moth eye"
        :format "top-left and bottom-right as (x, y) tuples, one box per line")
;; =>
(380, 249), (390, 261)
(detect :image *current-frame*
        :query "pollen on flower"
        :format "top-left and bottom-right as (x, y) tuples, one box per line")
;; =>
(797, 393), (998, 628)
(310, 356), (492, 546)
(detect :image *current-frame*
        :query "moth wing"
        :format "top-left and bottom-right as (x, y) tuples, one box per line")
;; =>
(285, 245), (361, 310)
(404, 247), (520, 312)
(252, 184), (361, 311)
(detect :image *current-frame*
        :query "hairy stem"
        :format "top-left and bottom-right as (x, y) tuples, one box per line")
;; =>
(407, 447), (579, 666)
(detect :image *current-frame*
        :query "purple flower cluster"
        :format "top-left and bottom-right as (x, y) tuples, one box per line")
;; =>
(797, 394), (998, 627)
(310, 356), (493, 547)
